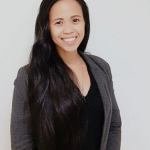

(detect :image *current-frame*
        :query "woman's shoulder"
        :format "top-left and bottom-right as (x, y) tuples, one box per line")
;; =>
(84, 52), (111, 72)
(83, 52), (113, 83)
(17, 65), (28, 77)
(14, 64), (29, 88)
(16, 64), (28, 78)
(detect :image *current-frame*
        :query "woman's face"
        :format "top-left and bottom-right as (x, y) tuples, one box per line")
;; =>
(49, 0), (85, 54)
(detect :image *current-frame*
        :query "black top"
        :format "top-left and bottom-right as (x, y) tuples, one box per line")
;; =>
(81, 62), (104, 150)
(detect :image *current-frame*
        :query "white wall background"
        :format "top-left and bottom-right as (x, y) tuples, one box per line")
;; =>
(0, 0), (150, 149)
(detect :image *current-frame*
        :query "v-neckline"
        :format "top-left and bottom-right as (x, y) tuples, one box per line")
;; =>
(83, 62), (92, 98)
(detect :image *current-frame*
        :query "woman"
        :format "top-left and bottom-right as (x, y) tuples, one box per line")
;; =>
(11, 0), (121, 150)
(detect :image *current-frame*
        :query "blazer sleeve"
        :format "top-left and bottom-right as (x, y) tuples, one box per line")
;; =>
(106, 63), (122, 150)
(10, 66), (33, 150)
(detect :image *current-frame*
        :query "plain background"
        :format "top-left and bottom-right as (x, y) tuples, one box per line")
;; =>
(0, 0), (150, 149)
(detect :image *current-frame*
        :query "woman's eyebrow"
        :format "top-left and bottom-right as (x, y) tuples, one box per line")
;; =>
(52, 18), (63, 22)
(71, 15), (82, 18)
(52, 15), (82, 22)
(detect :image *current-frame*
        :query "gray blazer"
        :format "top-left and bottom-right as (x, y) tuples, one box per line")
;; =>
(11, 51), (122, 150)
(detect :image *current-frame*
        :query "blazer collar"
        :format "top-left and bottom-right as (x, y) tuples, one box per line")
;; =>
(79, 50), (112, 112)
(79, 50), (112, 149)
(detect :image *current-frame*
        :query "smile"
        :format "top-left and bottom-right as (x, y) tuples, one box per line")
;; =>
(61, 36), (77, 45)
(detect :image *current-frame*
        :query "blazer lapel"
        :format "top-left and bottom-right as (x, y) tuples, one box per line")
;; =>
(79, 51), (112, 150)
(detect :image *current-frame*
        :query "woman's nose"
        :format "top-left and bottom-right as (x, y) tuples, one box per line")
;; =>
(63, 23), (74, 34)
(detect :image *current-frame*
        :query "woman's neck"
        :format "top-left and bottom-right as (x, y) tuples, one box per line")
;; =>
(57, 49), (82, 68)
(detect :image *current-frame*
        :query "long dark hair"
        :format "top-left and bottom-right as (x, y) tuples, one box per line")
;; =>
(27, 0), (90, 149)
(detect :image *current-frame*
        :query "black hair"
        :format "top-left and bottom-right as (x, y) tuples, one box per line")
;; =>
(27, 0), (90, 149)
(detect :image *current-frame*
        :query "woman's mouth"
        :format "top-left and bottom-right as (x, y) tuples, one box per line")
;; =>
(61, 36), (77, 45)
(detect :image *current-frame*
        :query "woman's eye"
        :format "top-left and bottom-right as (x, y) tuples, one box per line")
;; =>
(55, 21), (62, 25)
(73, 19), (79, 23)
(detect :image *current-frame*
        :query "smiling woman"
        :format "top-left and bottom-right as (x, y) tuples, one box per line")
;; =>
(48, 0), (85, 56)
(10, 0), (121, 150)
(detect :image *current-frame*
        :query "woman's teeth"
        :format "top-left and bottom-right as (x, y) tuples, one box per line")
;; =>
(62, 37), (76, 42)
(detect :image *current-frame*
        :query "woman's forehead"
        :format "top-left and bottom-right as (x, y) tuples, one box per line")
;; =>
(49, 0), (83, 20)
